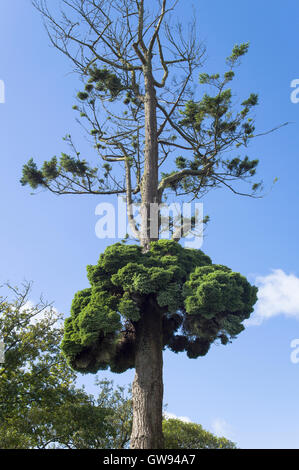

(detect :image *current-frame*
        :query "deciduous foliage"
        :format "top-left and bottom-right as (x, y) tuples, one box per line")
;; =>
(163, 418), (236, 449)
(0, 283), (131, 449)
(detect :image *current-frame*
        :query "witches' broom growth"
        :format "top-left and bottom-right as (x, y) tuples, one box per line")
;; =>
(61, 240), (257, 375)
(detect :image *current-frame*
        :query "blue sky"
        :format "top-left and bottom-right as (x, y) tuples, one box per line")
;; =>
(1, 0), (299, 448)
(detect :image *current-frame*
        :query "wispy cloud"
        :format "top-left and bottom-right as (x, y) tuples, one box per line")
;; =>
(163, 412), (191, 423)
(211, 418), (234, 439)
(246, 269), (299, 326)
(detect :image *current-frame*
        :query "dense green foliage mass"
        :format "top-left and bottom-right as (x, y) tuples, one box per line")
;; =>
(0, 283), (130, 449)
(62, 240), (257, 374)
(163, 419), (236, 449)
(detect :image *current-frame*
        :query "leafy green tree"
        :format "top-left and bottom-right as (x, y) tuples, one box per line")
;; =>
(20, 0), (280, 448)
(163, 418), (236, 449)
(0, 282), (130, 449)
(95, 379), (132, 449)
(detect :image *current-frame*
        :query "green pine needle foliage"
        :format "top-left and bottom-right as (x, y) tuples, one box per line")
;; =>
(61, 240), (257, 374)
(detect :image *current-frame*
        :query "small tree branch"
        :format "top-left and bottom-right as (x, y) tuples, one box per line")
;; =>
(148, 0), (167, 54)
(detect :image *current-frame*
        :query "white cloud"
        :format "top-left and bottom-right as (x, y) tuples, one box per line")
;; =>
(211, 418), (233, 439)
(163, 412), (191, 423)
(20, 300), (61, 327)
(245, 269), (299, 326)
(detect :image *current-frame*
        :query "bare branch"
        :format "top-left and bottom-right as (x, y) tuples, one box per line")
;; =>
(148, 0), (167, 54)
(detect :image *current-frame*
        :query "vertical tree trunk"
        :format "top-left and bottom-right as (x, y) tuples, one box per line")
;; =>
(140, 65), (159, 251)
(130, 298), (164, 449)
(130, 63), (164, 448)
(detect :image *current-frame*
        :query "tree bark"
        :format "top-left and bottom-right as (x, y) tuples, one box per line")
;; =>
(130, 60), (164, 448)
(140, 64), (159, 251)
(130, 297), (164, 449)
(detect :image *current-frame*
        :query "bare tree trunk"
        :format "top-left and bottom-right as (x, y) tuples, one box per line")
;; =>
(130, 64), (164, 449)
(140, 65), (159, 251)
(130, 298), (164, 449)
